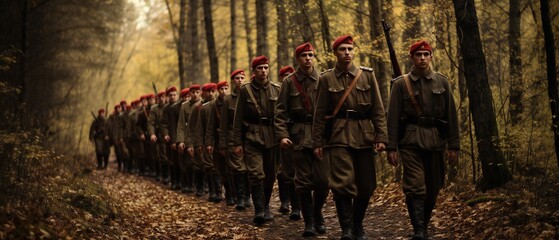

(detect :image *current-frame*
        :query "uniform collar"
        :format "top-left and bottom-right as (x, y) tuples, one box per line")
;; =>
(295, 67), (318, 82)
(409, 66), (435, 81)
(231, 86), (240, 96)
(250, 78), (270, 90)
(334, 63), (358, 78)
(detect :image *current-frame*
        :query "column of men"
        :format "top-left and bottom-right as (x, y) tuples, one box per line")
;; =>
(90, 36), (458, 240)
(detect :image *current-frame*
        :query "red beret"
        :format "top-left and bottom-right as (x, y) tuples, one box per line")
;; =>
(147, 93), (156, 99)
(295, 42), (314, 57)
(140, 94), (148, 100)
(157, 90), (166, 97)
(202, 83), (217, 91)
(217, 81), (228, 89)
(279, 66), (295, 76)
(98, 109), (105, 114)
(409, 40), (432, 54)
(332, 35), (353, 50)
(230, 69), (245, 79)
(132, 99), (140, 105)
(114, 104), (121, 110)
(189, 84), (201, 91)
(251, 55), (269, 69)
(120, 100), (127, 105)
(180, 88), (190, 97)
(166, 86), (177, 94)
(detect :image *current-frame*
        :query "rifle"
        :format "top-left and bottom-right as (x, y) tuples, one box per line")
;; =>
(91, 111), (98, 121)
(152, 82), (158, 96)
(105, 102), (109, 115)
(382, 19), (402, 85)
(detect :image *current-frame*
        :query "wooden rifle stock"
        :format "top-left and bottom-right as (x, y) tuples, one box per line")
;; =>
(382, 19), (402, 82)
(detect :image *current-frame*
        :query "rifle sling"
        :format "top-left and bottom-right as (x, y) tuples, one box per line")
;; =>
(403, 74), (423, 116)
(330, 68), (362, 118)
(290, 75), (312, 114)
(245, 84), (264, 117)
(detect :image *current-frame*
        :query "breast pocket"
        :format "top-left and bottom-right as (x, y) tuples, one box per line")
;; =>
(328, 86), (345, 108)
(289, 91), (305, 111)
(355, 82), (371, 104)
(431, 87), (446, 117)
(402, 89), (420, 115)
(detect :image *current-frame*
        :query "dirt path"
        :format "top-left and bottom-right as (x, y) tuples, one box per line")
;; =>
(92, 165), (449, 239)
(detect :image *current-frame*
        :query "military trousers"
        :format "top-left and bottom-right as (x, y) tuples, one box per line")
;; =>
(326, 147), (377, 199)
(243, 142), (278, 186)
(279, 149), (295, 182)
(203, 148), (217, 174)
(193, 151), (204, 171)
(94, 138), (110, 156)
(400, 148), (445, 204)
(227, 146), (247, 173)
(157, 141), (167, 163)
(293, 148), (330, 193)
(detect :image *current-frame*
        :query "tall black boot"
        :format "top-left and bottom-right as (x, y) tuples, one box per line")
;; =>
(335, 197), (354, 240)
(251, 184), (265, 225)
(213, 174), (223, 203)
(289, 182), (301, 220)
(96, 154), (103, 169)
(277, 174), (290, 214)
(424, 200), (436, 238)
(299, 190), (316, 237)
(406, 197), (426, 240)
(162, 163), (171, 184)
(353, 198), (370, 240)
(313, 190), (328, 234)
(195, 169), (205, 197)
(244, 173), (252, 208)
(206, 174), (216, 202)
(103, 154), (109, 169)
(234, 173), (246, 210)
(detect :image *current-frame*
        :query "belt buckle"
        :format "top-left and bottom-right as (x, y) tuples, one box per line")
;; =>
(346, 110), (355, 119)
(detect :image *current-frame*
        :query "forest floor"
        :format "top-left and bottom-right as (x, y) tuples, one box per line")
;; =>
(87, 163), (558, 239)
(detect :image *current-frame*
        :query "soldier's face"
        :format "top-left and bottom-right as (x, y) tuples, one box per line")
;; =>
(115, 107), (122, 113)
(158, 95), (165, 104)
(233, 74), (245, 86)
(335, 44), (354, 64)
(141, 99), (148, 106)
(191, 89), (201, 100)
(168, 91), (178, 103)
(411, 50), (432, 70)
(297, 51), (314, 68)
(253, 64), (269, 80)
(148, 98), (156, 105)
(99, 112), (105, 118)
(218, 86), (229, 97)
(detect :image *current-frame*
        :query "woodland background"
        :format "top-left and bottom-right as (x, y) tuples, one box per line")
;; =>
(0, 0), (559, 238)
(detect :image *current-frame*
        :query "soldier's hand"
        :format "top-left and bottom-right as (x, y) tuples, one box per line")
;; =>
(388, 151), (399, 167)
(197, 146), (203, 154)
(178, 142), (185, 152)
(219, 148), (226, 157)
(150, 135), (157, 143)
(104, 136), (109, 141)
(140, 134), (145, 141)
(314, 147), (323, 159)
(234, 146), (243, 157)
(170, 143), (177, 150)
(187, 147), (194, 157)
(164, 135), (170, 143)
(447, 149), (459, 162)
(375, 142), (386, 152)
(207, 146), (214, 155)
(280, 138), (293, 149)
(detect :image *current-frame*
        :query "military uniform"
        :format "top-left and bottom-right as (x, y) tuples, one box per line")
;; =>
(313, 35), (387, 239)
(161, 98), (182, 189)
(387, 66), (459, 238)
(275, 64), (329, 235)
(108, 108), (125, 171)
(148, 100), (168, 181)
(177, 96), (201, 192)
(232, 67), (281, 224)
(184, 98), (205, 196)
(136, 104), (151, 175)
(89, 112), (110, 169)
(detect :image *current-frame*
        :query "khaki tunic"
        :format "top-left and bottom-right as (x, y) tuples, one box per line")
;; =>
(89, 117), (110, 155)
(386, 68), (459, 201)
(274, 68), (329, 192)
(219, 87), (246, 172)
(186, 100), (204, 169)
(231, 79), (280, 184)
(148, 103), (168, 163)
(312, 64), (387, 198)
(195, 100), (214, 172)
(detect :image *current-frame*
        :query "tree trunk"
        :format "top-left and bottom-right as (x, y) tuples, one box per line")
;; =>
(368, 0), (389, 106)
(540, 0), (559, 167)
(202, 0), (218, 83)
(178, 0), (187, 88)
(402, 0), (421, 72)
(509, 0), (523, 125)
(242, 0), (254, 68)
(317, 0), (334, 68)
(230, 0), (237, 72)
(255, 0), (269, 57)
(186, 0), (200, 85)
(276, 0), (290, 76)
(453, 0), (512, 190)
(356, 0), (367, 64)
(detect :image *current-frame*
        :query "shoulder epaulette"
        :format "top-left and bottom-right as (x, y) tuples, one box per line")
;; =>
(271, 82), (281, 88)
(359, 66), (374, 72)
(320, 68), (333, 75)
(202, 101), (212, 106)
(391, 75), (404, 84)
(241, 82), (251, 87)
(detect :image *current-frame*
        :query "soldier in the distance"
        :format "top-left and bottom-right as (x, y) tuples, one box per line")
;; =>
(177, 84), (202, 194)
(160, 86), (182, 189)
(148, 91), (168, 182)
(90, 108), (110, 169)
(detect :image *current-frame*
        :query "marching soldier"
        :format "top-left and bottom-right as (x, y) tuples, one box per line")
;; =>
(205, 81), (235, 205)
(160, 86), (182, 189)
(275, 43), (329, 237)
(386, 40), (459, 240)
(136, 94), (153, 176)
(128, 99), (144, 174)
(312, 35), (387, 240)
(109, 104), (125, 171)
(119, 100), (131, 172)
(219, 69), (252, 210)
(90, 109), (110, 169)
(232, 56), (281, 224)
(149, 91), (169, 182)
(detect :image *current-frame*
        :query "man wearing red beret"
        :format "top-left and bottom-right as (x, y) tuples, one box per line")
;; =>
(232, 56), (281, 224)
(161, 86), (182, 189)
(278, 66), (295, 82)
(110, 103), (128, 172)
(313, 35), (387, 240)
(219, 69), (251, 210)
(90, 109), (110, 170)
(177, 84), (203, 194)
(386, 40), (459, 240)
(148, 90), (169, 182)
(275, 42), (329, 237)
(136, 94), (157, 176)
(205, 81), (236, 205)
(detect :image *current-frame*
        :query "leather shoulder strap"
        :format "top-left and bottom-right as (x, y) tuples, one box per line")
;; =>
(403, 74), (423, 116)
(332, 68), (362, 117)
(245, 84), (263, 116)
(290, 75), (312, 113)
